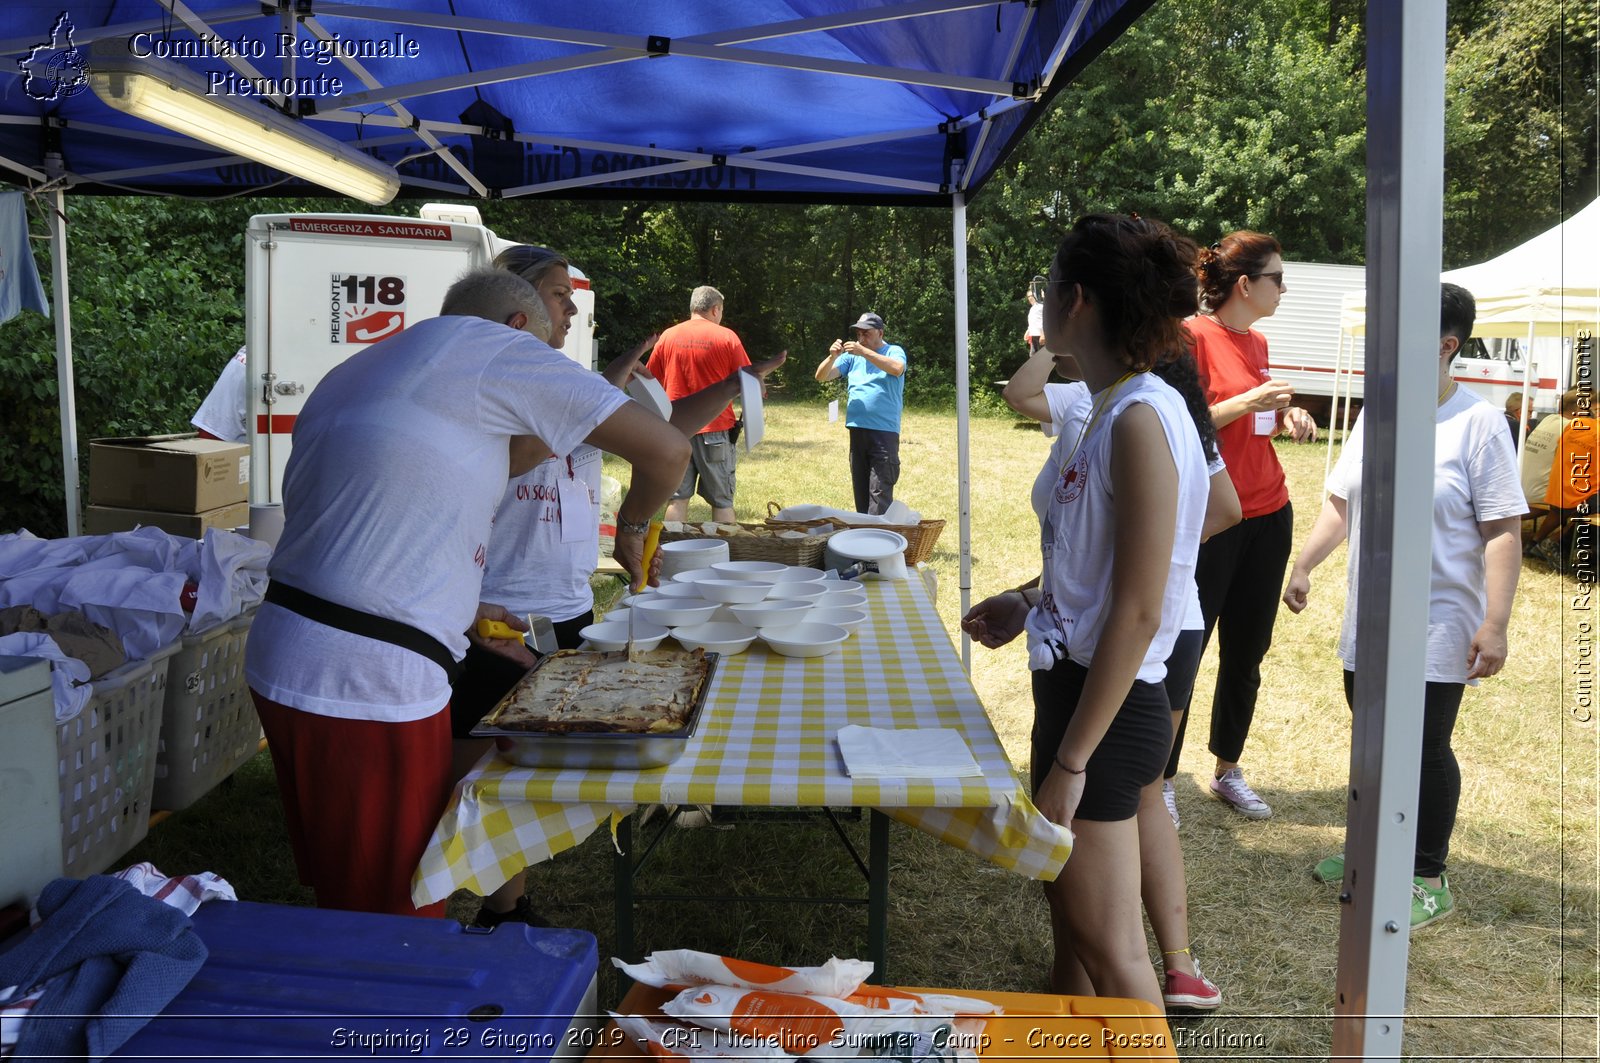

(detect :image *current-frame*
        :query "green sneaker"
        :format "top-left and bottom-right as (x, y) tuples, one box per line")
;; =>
(1313, 853), (1344, 884)
(1410, 875), (1454, 929)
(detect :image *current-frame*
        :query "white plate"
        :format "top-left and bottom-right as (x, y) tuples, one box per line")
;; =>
(814, 590), (869, 610)
(579, 620), (669, 652)
(826, 528), (908, 561)
(726, 599), (813, 629)
(673, 621), (758, 654)
(712, 560), (789, 581)
(670, 567), (725, 585)
(626, 373), (672, 419)
(761, 622), (852, 658)
(765, 566), (829, 584)
(692, 578), (776, 604)
(632, 598), (722, 627)
(650, 582), (707, 600)
(764, 582), (828, 602)
(810, 607), (868, 632)
(738, 367), (765, 453)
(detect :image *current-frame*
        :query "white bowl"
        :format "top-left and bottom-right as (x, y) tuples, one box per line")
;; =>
(726, 599), (814, 629)
(711, 560), (789, 581)
(670, 567), (724, 585)
(673, 621), (759, 654)
(810, 607), (868, 632)
(764, 566), (830, 584)
(659, 539), (730, 558)
(814, 590), (869, 611)
(650, 581), (707, 600)
(692, 578), (776, 604)
(764, 582), (828, 602)
(579, 620), (669, 652)
(632, 598), (722, 628)
(761, 622), (852, 658)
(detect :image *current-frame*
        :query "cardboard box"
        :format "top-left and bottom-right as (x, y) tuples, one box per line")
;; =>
(90, 434), (250, 512)
(84, 501), (250, 539)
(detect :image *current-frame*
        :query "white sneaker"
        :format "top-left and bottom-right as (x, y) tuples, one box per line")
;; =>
(1209, 768), (1272, 819)
(1162, 780), (1180, 830)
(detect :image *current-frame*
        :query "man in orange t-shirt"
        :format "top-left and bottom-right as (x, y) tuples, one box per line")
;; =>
(1533, 404), (1597, 552)
(648, 285), (752, 522)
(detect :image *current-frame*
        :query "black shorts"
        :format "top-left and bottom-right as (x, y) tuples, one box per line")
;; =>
(1030, 658), (1171, 821)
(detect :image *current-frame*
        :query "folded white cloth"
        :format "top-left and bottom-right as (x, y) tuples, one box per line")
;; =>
(836, 724), (981, 778)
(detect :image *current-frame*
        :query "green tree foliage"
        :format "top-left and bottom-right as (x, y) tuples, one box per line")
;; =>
(1442, 0), (1598, 264)
(2, 0), (1589, 536)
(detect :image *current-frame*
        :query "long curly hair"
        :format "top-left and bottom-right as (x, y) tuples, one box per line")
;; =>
(1049, 213), (1200, 373)
(1151, 349), (1220, 465)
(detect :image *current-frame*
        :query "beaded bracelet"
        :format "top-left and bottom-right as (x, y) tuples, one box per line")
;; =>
(1054, 754), (1085, 775)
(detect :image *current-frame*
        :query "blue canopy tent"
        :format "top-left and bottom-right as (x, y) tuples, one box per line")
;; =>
(0, 4), (1453, 1056)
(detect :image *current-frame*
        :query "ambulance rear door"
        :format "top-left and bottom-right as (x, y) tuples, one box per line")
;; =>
(245, 214), (496, 503)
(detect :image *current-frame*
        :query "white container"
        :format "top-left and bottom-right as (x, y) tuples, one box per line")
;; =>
(633, 598), (722, 628)
(693, 578), (775, 604)
(649, 582), (707, 600)
(673, 621), (758, 655)
(726, 599), (813, 629)
(814, 589), (869, 612)
(670, 567), (724, 585)
(658, 539), (730, 580)
(825, 528), (909, 580)
(711, 560), (789, 581)
(810, 607), (868, 632)
(764, 566), (830, 584)
(247, 503), (285, 547)
(579, 620), (670, 652)
(761, 622), (852, 658)
(765, 582), (828, 603)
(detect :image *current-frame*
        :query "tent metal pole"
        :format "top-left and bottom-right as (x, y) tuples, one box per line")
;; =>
(48, 188), (79, 537)
(1333, 1), (1447, 1057)
(952, 191), (972, 672)
(1518, 320), (1536, 456)
(1326, 329), (1345, 481)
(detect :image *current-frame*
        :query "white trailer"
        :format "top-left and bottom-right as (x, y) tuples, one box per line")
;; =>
(1249, 260), (1368, 405)
(244, 207), (596, 504)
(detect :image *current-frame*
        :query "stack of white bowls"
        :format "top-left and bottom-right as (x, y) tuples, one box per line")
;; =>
(657, 538), (730, 582)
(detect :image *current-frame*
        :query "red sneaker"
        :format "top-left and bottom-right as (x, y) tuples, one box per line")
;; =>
(1163, 966), (1222, 1010)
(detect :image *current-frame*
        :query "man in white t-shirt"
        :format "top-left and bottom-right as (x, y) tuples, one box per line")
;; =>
(191, 346), (249, 442)
(244, 267), (689, 919)
(1283, 283), (1524, 931)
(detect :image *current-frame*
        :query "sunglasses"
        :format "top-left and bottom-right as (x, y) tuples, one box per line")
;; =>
(1251, 271), (1285, 287)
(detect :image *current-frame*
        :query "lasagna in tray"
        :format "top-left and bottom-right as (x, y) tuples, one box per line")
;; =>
(482, 646), (713, 735)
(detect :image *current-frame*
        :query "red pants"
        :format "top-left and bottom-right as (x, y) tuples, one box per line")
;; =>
(252, 692), (452, 918)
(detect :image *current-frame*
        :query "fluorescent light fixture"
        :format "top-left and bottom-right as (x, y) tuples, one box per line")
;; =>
(87, 38), (400, 205)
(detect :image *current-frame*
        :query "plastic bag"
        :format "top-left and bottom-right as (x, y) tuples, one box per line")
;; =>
(613, 951), (874, 998)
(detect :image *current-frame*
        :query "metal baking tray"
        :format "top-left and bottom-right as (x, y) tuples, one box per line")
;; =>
(470, 651), (719, 770)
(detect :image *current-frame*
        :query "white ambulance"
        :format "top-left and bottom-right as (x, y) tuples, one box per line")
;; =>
(243, 205), (596, 504)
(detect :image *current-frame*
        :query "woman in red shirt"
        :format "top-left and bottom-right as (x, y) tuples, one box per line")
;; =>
(1177, 231), (1316, 820)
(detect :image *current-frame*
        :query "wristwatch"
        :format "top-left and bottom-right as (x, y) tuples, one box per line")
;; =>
(618, 518), (653, 535)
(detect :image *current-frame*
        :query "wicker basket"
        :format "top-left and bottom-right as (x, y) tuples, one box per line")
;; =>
(764, 502), (946, 566)
(153, 608), (261, 811)
(58, 643), (178, 878)
(657, 523), (836, 568)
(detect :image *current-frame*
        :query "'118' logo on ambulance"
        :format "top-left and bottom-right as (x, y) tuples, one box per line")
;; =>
(331, 274), (407, 344)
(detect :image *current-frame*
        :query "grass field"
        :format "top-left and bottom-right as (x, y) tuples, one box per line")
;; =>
(127, 398), (1599, 1060)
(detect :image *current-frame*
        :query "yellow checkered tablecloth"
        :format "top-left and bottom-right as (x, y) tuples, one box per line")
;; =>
(412, 576), (1072, 907)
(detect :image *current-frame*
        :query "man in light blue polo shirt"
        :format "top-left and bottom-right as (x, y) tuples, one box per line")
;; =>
(815, 311), (907, 514)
